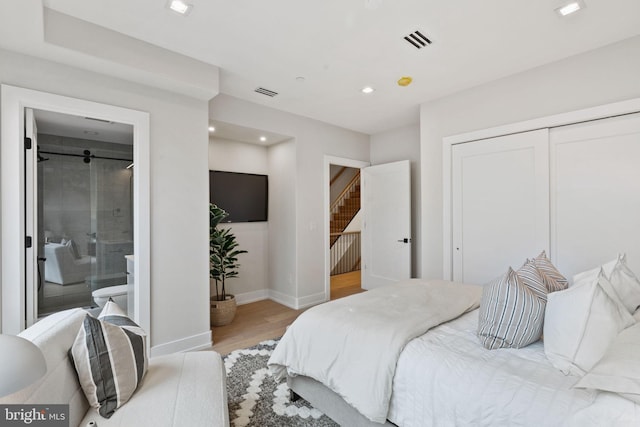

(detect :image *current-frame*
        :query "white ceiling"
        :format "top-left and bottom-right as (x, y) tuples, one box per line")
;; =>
(34, 110), (133, 145)
(209, 121), (291, 146)
(4, 1), (640, 136)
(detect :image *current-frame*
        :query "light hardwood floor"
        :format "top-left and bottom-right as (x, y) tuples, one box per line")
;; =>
(211, 271), (363, 355)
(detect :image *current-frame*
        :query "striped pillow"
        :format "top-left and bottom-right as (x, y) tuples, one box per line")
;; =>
(477, 267), (546, 350)
(532, 250), (569, 293)
(517, 259), (548, 301)
(71, 302), (147, 418)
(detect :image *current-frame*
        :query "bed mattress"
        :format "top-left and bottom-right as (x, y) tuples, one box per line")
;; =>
(387, 309), (640, 427)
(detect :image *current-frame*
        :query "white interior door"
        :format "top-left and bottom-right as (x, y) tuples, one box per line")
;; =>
(550, 112), (640, 280)
(25, 108), (38, 326)
(361, 160), (411, 290)
(452, 129), (549, 285)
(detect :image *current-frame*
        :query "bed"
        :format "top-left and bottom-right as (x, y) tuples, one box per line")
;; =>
(269, 270), (640, 426)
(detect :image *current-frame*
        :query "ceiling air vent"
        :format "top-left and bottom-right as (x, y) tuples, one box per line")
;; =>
(404, 30), (432, 49)
(254, 87), (278, 97)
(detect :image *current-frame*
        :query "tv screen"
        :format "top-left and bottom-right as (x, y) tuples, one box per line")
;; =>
(209, 171), (268, 222)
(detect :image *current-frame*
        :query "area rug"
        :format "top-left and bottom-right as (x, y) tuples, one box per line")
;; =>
(224, 339), (339, 427)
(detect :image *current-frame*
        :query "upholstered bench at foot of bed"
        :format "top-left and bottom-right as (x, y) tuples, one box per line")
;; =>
(80, 351), (229, 427)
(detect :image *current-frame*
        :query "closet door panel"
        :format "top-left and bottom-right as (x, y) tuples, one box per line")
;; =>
(452, 129), (549, 285)
(551, 112), (640, 281)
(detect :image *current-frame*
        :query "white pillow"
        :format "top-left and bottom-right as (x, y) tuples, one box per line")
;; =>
(609, 254), (640, 314)
(544, 270), (635, 376)
(575, 322), (640, 404)
(572, 256), (619, 287)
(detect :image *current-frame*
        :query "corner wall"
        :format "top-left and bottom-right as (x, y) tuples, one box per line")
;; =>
(209, 94), (369, 308)
(420, 35), (640, 280)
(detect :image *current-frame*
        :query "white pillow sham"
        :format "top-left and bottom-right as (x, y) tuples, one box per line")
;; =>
(573, 254), (640, 314)
(544, 270), (635, 376)
(575, 322), (640, 404)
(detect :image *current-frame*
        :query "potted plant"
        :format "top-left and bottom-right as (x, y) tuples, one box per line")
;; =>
(210, 203), (247, 326)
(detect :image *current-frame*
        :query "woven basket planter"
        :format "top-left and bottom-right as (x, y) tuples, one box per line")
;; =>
(210, 295), (237, 326)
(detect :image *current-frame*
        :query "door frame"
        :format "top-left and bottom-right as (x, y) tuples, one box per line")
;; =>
(323, 155), (369, 302)
(442, 97), (640, 280)
(1, 84), (151, 337)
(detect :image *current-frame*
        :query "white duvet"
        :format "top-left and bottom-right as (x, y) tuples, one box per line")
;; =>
(388, 309), (640, 427)
(268, 279), (482, 423)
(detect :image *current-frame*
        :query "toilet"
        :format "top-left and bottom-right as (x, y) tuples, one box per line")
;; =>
(92, 284), (128, 312)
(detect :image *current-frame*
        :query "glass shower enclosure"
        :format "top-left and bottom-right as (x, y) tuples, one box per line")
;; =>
(37, 133), (133, 317)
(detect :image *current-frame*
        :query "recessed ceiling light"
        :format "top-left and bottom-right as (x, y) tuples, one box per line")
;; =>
(259, 136), (267, 142)
(362, 86), (375, 94)
(208, 126), (215, 132)
(555, 0), (585, 17)
(168, 0), (192, 15)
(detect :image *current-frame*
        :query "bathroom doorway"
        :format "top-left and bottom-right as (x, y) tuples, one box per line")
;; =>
(34, 109), (134, 317)
(1, 84), (150, 336)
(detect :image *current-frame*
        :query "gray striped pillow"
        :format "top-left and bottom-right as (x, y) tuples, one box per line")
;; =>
(517, 259), (548, 301)
(477, 267), (546, 350)
(532, 250), (569, 293)
(71, 302), (147, 418)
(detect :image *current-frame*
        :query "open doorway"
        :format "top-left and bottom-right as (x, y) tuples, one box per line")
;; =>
(1, 84), (150, 336)
(324, 156), (369, 301)
(33, 109), (134, 318)
(328, 165), (364, 299)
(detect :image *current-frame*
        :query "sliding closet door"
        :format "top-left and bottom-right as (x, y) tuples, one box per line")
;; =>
(452, 129), (549, 285)
(550, 112), (640, 280)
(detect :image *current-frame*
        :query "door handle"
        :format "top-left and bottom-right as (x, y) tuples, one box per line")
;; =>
(397, 238), (410, 243)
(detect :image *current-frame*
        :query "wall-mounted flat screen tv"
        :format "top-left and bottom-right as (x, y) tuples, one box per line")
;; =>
(209, 170), (268, 222)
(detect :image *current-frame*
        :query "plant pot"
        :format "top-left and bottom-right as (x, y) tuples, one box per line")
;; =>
(210, 295), (237, 326)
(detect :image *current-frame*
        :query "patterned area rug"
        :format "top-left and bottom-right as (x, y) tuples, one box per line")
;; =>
(224, 339), (339, 427)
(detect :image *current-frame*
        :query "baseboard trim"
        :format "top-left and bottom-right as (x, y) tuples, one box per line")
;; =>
(150, 330), (212, 357)
(266, 290), (327, 310)
(296, 292), (326, 309)
(268, 290), (297, 309)
(235, 289), (269, 305)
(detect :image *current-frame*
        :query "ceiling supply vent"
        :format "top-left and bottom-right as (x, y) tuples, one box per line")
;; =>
(254, 87), (279, 97)
(404, 30), (432, 49)
(84, 117), (114, 124)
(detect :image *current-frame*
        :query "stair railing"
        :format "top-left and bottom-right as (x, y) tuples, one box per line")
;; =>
(330, 171), (360, 216)
(330, 231), (361, 275)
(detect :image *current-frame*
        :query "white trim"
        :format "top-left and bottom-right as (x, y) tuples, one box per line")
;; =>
(1, 85), (150, 340)
(268, 289), (297, 309)
(235, 289), (269, 305)
(323, 155), (369, 302)
(442, 97), (640, 281)
(150, 330), (212, 357)
(296, 292), (326, 309)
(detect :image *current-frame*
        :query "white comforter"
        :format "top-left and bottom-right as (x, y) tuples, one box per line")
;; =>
(388, 309), (640, 427)
(268, 279), (482, 423)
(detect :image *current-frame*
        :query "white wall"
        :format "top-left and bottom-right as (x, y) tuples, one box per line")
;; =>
(267, 140), (298, 305)
(0, 48), (212, 353)
(208, 137), (269, 303)
(210, 94), (369, 308)
(420, 35), (640, 280)
(370, 124), (421, 277)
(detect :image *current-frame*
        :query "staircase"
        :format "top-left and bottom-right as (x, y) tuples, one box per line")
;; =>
(330, 172), (360, 247)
